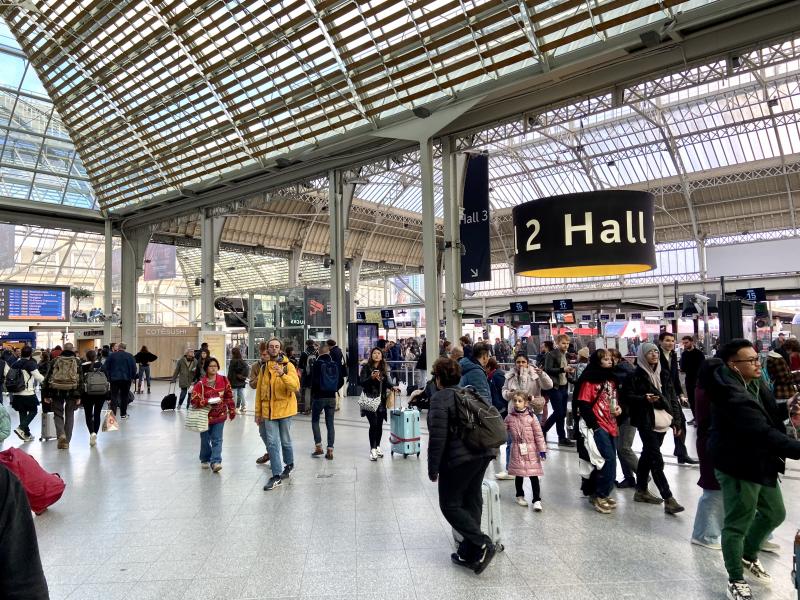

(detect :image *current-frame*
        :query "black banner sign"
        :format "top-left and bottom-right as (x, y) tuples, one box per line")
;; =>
(460, 154), (491, 282)
(512, 191), (656, 278)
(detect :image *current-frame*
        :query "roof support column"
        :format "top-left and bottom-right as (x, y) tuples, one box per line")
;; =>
(200, 210), (225, 330)
(119, 227), (149, 352)
(288, 245), (303, 288)
(328, 171), (349, 348)
(349, 254), (363, 322)
(442, 136), (463, 346)
(103, 218), (114, 346)
(420, 138), (441, 371)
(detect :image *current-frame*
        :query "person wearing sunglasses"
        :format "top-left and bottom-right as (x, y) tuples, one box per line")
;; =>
(707, 339), (800, 600)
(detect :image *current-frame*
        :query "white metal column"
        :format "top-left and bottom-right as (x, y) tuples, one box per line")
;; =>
(420, 139), (441, 370)
(199, 211), (225, 331)
(103, 218), (113, 345)
(349, 254), (363, 321)
(328, 171), (347, 346)
(441, 137), (463, 345)
(119, 227), (148, 351)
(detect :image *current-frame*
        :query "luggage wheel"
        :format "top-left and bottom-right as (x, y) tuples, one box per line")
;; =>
(403, 454), (408, 459)
(497, 543), (504, 552)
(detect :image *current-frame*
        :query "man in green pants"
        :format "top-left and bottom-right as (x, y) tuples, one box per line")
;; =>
(708, 339), (800, 600)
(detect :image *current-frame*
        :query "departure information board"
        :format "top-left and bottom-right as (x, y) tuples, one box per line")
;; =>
(0, 284), (69, 321)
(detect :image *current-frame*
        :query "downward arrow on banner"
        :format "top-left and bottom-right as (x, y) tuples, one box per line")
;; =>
(470, 268), (479, 278)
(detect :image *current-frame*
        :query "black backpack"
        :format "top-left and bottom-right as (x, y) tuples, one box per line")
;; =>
(319, 359), (340, 394)
(5, 364), (28, 394)
(452, 386), (507, 451)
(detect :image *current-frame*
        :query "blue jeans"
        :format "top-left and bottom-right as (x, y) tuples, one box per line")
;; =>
(542, 385), (568, 439)
(178, 387), (189, 408)
(692, 489), (723, 545)
(199, 421), (224, 465)
(233, 387), (245, 409)
(265, 417), (294, 477)
(258, 419), (269, 450)
(137, 365), (151, 389)
(311, 398), (336, 449)
(593, 428), (617, 498)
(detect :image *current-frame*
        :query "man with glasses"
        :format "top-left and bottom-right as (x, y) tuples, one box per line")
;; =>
(708, 339), (800, 600)
(255, 339), (301, 491)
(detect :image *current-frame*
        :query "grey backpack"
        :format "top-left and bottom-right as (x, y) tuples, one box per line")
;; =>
(84, 363), (109, 395)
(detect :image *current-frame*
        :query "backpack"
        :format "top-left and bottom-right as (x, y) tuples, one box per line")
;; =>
(5, 364), (28, 394)
(319, 359), (340, 394)
(452, 386), (507, 451)
(49, 356), (80, 390)
(84, 363), (109, 395)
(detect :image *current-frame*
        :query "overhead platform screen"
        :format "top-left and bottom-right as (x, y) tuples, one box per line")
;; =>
(0, 284), (70, 321)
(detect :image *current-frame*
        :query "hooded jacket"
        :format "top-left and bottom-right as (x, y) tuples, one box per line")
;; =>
(172, 355), (198, 389)
(255, 356), (300, 421)
(624, 345), (682, 431)
(708, 362), (800, 486)
(458, 357), (490, 403)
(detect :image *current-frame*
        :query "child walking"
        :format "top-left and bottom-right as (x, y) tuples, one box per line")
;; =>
(505, 390), (547, 511)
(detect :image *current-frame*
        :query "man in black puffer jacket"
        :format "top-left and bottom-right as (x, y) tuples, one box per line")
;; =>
(428, 357), (497, 575)
(708, 339), (800, 600)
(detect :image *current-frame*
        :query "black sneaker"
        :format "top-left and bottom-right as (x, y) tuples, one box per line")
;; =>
(727, 580), (753, 600)
(450, 553), (475, 569)
(281, 463), (294, 478)
(557, 438), (575, 447)
(472, 543), (497, 575)
(677, 456), (699, 465)
(263, 475), (282, 491)
(615, 478), (636, 489)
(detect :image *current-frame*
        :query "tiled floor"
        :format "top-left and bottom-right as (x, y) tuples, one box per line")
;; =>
(3, 381), (799, 600)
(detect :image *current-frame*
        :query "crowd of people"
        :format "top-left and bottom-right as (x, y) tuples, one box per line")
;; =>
(1, 330), (799, 599)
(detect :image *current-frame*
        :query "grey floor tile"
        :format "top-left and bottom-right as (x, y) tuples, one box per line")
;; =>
(11, 385), (798, 600)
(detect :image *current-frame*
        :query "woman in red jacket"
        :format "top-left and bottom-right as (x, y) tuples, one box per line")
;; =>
(191, 357), (235, 473)
(575, 349), (622, 514)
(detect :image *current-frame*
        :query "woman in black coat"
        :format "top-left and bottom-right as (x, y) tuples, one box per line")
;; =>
(359, 347), (393, 461)
(624, 342), (684, 514)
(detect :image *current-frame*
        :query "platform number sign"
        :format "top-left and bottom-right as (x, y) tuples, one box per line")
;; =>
(510, 301), (529, 313)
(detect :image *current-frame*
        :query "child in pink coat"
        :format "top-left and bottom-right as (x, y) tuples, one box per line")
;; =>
(505, 390), (547, 511)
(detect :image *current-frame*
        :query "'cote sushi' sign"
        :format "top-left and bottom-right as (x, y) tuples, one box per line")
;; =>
(512, 191), (656, 278)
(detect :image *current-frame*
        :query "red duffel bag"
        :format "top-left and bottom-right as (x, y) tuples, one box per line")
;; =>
(0, 447), (65, 514)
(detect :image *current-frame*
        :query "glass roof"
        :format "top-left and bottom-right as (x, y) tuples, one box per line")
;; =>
(354, 40), (800, 217)
(0, 21), (97, 210)
(1, 0), (718, 211)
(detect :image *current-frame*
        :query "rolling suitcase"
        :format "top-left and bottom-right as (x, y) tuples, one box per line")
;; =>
(389, 402), (421, 458)
(40, 412), (56, 442)
(453, 479), (504, 552)
(161, 382), (177, 411)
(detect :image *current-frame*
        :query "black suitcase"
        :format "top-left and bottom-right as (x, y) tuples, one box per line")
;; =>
(161, 383), (177, 411)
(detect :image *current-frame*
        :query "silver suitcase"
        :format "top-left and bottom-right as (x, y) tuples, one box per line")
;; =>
(40, 412), (57, 441)
(453, 478), (504, 551)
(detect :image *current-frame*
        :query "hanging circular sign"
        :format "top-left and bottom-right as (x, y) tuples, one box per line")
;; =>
(512, 190), (656, 277)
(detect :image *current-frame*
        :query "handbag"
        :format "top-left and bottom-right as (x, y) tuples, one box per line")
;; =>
(358, 392), (382, 413)
(653, 408), (672, 432)
(185, 382), (211, 432)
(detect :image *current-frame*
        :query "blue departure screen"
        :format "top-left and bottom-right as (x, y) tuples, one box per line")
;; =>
(1, 285), (69, 321)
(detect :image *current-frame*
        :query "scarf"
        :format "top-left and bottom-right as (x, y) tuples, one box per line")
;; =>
(637, 342), (662, 391)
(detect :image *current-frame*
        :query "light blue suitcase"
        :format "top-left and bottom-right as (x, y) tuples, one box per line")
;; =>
(389, 406), (421, 458)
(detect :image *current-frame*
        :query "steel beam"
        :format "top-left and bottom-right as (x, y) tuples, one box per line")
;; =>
(441, 137), (463, 345)
(103, 217), (113, 345)
(119, 227), (149, 351)
(328, 171), (348, 349)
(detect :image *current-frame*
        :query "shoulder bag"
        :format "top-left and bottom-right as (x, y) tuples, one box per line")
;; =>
(186, 382), (211, 432)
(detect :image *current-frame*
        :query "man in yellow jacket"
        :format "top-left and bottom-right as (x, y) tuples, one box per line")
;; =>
(256, 339), (300, 491)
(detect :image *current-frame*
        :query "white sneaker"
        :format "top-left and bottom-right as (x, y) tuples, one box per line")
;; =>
(691, 538), (722, 550)
(727, 580), (753, 600)
(89, 433), (97, 447)
(201, 462), (210, 469)
(532, 500), (543, 512)
(515, 496), (528, 507)
(494, 471), (514, 480)
(741, 558), (771, 584)
(369, 449), (378, 461)
(375, 447), (384, 458)
(760, 540), (780, 554)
